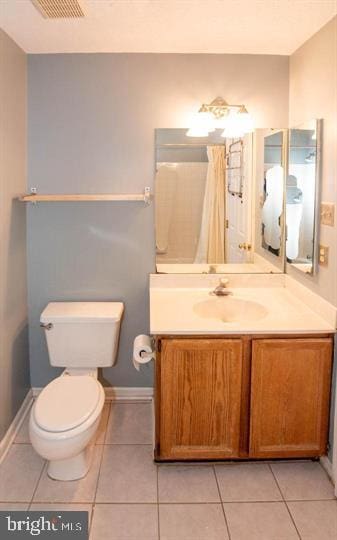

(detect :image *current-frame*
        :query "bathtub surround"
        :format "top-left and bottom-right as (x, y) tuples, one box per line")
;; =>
(27, 52), (289, 388)
(0, 30), (30, 442)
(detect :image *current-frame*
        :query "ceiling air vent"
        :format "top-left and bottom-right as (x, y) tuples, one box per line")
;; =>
(31, 0), (85, 18)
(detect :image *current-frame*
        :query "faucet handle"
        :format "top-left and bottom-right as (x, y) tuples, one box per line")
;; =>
(219, 278), (229, 286)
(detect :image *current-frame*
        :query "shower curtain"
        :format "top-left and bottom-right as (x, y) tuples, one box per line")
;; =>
(194, 145), (226, 263)
(155, 164), (177, 254)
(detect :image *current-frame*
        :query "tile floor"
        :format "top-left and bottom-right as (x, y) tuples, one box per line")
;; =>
(0, 400), (336, 539)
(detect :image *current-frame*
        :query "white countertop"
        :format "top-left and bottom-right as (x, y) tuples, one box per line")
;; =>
(150, 277), (336, 335)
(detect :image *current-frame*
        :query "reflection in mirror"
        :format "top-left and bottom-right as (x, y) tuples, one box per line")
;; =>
(261, 131), (285, 257)
(154, 129), (284, 274)
(286, 119), (321, 274)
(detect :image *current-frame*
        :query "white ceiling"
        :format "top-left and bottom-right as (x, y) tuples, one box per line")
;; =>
(0, 0), (336, 55)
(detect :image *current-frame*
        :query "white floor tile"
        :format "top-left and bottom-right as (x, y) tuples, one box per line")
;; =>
(215, 463), (282, 502)
(0, 503), (30, 510)
(105, 403), (153, 444)
(158, 465), (220, 502)
(270, 462), (335, 500)
(288, 500), (337, 539)
(159, 504), (229, 540)
(33, 446), (103, 503)
(30, 503), (93, 525)
(224, 502), (299, 540)
(90, 504), (158, 540)
(96, 445), (157, 503)
(0, 445), (44, 502)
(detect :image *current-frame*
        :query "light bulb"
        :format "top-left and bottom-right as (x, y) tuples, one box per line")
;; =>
(212, 115), (229, 130)
(186, 111), (214, 137)
(186, 126), (210, 137)
(220, 111), (244, 139)
(237, 106), (254, 133)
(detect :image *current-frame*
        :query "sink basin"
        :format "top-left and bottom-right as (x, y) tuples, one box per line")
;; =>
(193, 297), (268, 323)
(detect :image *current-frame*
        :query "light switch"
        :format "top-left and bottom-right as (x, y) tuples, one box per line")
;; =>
(320, 203), (335, 226)
(319, 245), (329, 266)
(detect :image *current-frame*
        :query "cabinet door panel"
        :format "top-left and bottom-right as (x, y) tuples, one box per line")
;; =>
(250, 338), (332, 458)
(159, 338), (243, 459)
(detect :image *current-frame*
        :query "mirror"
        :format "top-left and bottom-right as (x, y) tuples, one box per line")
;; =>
(261, 130), (286, 258)
(154, 128), (286, 274)
(286, 119), (321, 274)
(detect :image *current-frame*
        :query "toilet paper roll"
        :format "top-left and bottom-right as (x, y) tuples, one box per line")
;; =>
(133, 334), (155, 371)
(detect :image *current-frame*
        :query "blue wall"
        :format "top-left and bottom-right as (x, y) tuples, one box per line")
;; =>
(27, 53), (289, 387)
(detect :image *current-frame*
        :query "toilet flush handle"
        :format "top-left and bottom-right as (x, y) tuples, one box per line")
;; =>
(40, 322), (53, 330)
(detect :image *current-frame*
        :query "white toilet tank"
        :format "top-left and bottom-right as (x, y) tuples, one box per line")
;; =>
(40, 302), (124, 368)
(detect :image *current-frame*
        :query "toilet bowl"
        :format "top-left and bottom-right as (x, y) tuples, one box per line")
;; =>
(30, 371), (105, 480)
(29, 302), (123, 481)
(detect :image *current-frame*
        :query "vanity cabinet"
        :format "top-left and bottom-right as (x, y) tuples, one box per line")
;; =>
(250, 338), (333, 458)
(157, 339), (245, 460)
(155, 336), (333, 461)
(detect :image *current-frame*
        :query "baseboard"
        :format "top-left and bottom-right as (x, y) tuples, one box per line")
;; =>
(103, 386), (154, 401)
(0, 389), (34, 465)
(320, 455), (334, 484)
(32, 386), (154, 402)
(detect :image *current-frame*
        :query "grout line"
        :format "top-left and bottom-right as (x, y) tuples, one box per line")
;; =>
(88, 400), (113, 539)
(6, 442), (32, 447)
(284, 500), (303, 540)
(1, 499), (336, 506)
(212, 465), (232, 540)
(28, 502), (93, 506)
(92, 405), (112, 504)
(13, 442), (34, 445)
(89, 503), (95, 540)
(268, 464), (302, 540)
(28, 461), (47, 510)
(87, 446), (105, 538)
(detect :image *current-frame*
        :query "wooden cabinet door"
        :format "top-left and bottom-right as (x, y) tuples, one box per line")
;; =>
(250, 338), (332, 458)
(158, 338), (243, 460)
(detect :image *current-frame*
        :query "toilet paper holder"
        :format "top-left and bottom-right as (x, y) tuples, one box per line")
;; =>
(133, 335), (156, 372)
(140, 350), (155, 359)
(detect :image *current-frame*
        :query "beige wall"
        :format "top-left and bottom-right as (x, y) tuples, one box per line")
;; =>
(288, 16), (337, 305)
(0, 29), (30, 440)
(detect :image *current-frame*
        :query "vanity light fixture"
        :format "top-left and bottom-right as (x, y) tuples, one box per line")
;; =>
(186, 97), (254, 138)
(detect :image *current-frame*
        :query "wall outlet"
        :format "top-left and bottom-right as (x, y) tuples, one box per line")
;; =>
(320, 203), (335, 226)
(319, 245), (329, 266)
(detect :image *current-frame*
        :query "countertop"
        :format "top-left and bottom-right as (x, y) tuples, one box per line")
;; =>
(150, 285), (336, 335)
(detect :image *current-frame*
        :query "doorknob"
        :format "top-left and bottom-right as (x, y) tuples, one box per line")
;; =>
(238, 243), (252, 251)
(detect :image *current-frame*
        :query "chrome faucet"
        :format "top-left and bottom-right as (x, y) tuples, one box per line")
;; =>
(211, 278), (232, 296)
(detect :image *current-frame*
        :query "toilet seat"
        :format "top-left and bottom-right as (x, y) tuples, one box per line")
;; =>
(34, 375), (102, 433)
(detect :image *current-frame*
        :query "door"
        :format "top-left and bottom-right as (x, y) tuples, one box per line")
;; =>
(158, 338), (243, 460)
(226, 134), (253, 263)
(250, 338), (332, 458)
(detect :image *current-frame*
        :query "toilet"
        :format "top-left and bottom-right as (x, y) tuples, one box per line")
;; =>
(29, 302), (124, 481)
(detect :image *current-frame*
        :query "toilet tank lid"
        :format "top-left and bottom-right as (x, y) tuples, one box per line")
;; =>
(41, 302), (124, 323)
